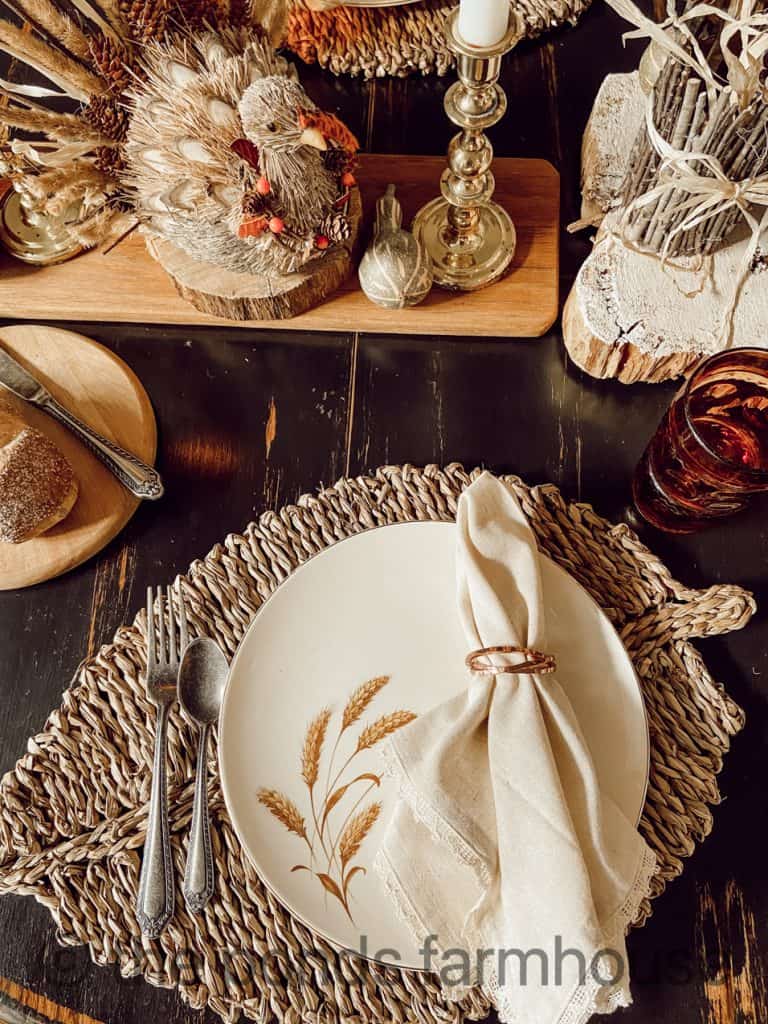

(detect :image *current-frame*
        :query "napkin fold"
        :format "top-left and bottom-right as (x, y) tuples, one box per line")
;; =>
(375, 473), (655, 1024)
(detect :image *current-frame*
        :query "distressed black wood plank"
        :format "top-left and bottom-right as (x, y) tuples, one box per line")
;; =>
(1, 1), (767, 1022)
(0, 322), (353, 1024)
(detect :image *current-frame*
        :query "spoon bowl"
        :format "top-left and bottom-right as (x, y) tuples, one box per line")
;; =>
(178, 635), (229, 913)
(179, 637), (228, 725)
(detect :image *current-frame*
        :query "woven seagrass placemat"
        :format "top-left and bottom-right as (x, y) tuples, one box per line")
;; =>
(0, 464), (755, 1024)
(284, 0), (592, 78)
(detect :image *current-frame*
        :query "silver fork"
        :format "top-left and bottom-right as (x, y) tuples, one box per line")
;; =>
(136, 584), (189, 937)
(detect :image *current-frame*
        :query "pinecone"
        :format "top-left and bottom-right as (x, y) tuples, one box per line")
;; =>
(323, 147), (353, 178)
(95, 145), (127, 176)
(88, 34), (133, 95)
(242, 191), (268, 218)
(319, 211), (351, 243)
(84, 97), (130, 142)
(175, 0), (221, 30)
(223, 0), (249, 27)
(119, 0), (170, 43)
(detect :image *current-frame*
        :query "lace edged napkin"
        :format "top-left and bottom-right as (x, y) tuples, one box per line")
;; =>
(375, 472), (656, 1024)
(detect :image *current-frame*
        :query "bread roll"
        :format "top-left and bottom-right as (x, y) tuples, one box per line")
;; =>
(0, 401), (78, 543)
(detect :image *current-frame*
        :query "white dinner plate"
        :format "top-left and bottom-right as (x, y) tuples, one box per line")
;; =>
(219, 521), (649, 969)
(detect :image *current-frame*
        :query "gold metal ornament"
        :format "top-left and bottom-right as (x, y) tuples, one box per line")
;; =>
(412, 8), (522, 291)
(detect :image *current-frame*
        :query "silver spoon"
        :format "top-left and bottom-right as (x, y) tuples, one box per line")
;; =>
(178, 637), (229, 914)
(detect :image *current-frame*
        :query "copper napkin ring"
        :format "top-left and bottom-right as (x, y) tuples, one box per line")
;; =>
(465, 645), (557, 676)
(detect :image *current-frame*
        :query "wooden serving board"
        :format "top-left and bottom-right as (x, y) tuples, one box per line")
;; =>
(0, 156), (560, 338)
(0, 325), (157, 590)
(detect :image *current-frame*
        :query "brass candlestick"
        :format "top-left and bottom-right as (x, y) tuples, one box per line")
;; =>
(412, 8), (523, 291)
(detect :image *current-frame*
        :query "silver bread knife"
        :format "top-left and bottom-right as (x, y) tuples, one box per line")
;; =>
(0, 344), (163, 500)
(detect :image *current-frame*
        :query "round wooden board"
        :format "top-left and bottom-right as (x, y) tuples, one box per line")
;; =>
(0, 324), (158, 590)
(145, 188), (363, 321)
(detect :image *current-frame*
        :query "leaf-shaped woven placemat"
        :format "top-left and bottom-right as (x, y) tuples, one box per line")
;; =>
(0, 464), (755, 1024)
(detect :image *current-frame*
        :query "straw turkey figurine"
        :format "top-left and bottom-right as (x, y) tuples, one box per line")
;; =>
(124, 27), (360, 277)
(0, 0), (362, 315)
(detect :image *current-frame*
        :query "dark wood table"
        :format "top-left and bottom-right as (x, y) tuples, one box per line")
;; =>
(1, 4), (766, 1022)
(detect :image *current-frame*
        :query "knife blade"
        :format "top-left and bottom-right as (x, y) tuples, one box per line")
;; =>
(0, 344), (49, 403)
(0, 343), (163, 500)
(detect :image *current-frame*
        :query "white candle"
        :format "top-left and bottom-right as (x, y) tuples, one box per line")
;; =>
(457, 0), (509, 47)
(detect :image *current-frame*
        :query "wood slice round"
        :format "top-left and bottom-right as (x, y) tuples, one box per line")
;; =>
(0, 325), (157, 590)
(145, 188), (363, 321)
(562, 283), (701, 385)
(562, 221), (768, 385)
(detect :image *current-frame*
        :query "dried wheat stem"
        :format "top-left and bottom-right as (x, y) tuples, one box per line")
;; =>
(22, 161), (110, 201)
(0, 105), (110, 145)
(322, 675), (389, 817)
(355, 710), (417, 753)
(338, 802), (381, 869)
(341, 676), (389, 731)
(301, 708), (331, 789)
(257, 788), (310, 845)
(4, 0), (92, 61)
(100, 212), (138, 253)
(68, 205), (132, 247)
(326, 776), (378, 873)
(67, 0), (124, 41)
(93, 0), (131, 34)
(0, 21), (103, 100)
(302, 708), (333, 859)
(0, 87), (48, 112)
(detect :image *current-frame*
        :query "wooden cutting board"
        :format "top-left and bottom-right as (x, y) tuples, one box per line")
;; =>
(0, 325), (158, 590)
(0, 156), (560, 338)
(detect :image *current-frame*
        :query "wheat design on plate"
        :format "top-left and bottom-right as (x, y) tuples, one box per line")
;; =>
(257, 675), (416, 922)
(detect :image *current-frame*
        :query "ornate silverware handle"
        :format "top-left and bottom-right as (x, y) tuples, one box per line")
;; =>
(184, 724), (215, 913)
(136, 702), (174, 937)
(40, 394), (164, 500)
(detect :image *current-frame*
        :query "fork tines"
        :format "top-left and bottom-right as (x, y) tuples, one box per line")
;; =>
(145, 582), (189, 674)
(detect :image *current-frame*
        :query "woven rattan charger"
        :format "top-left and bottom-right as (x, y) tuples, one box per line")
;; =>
(0, 465), (755, 1024)
(285, 0), (592, 77)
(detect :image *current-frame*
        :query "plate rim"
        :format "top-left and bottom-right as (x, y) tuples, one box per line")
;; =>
(219, 519), (651, 967)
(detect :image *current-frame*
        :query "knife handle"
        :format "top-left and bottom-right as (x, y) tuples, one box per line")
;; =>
(40, 395), (164, 501)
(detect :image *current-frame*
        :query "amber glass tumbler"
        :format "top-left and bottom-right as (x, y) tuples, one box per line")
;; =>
(633, 348), (768, 533)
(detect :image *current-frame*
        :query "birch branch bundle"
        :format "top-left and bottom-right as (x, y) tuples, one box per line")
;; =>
(618, 0), (768, 258)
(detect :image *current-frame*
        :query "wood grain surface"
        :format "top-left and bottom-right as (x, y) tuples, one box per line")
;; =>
(0, 157), (560, 337)
(0, 2), (766, 1023)
(146, 188), (364, 322)
(0, 325), (157, 590)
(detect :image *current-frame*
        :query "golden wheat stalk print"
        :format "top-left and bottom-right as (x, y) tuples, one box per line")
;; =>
(256, 675), (416, 923)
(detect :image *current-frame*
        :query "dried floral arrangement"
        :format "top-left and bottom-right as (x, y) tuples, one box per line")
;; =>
(0, 0), (360, 273)
(563, 0), (768, 385)
(257, 674), (416, 924)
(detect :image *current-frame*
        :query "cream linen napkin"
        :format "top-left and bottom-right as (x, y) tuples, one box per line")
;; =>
(375, 472), (655, 1024)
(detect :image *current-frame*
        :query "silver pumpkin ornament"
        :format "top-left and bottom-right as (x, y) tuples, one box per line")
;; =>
(358, 184), (433, 309)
